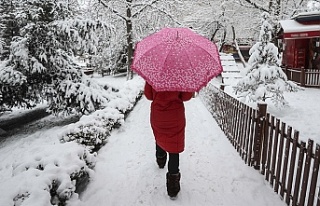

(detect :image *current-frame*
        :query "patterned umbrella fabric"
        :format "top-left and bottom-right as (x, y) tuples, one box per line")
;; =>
(131, 27), (223, 92)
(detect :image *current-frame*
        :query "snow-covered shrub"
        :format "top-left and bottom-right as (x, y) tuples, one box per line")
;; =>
(1, 142), (96, 206)
(0, 76), (144, 206)
(49, 76), (110, 115)
(59, 76), (144, 152)
(108, 77), (144, 117)
(60, 107), (124, 152)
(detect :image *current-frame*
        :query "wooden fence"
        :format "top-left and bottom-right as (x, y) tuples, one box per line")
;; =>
(200, 83), (320, 206)
(284, 68), (320, 87)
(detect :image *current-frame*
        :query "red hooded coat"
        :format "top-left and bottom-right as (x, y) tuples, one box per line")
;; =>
(144, 82), (193, 153)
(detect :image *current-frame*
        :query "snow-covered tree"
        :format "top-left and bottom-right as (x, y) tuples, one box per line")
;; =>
(0, 0), (113, 114)
(229, 0), (314, 45)
(0, 0), (20, 60)
(307, 0), (320, 11)
(87, 0), (183, 80)
(233, 12), (299, 107)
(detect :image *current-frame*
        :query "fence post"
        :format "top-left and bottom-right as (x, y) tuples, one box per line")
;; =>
(253, 102), (267, 170)
(300, 68), (305, 86)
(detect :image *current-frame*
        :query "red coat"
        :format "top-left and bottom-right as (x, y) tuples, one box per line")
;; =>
(144, 82), (193, 153)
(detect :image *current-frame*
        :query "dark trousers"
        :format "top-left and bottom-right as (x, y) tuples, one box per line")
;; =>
(156, 144), (179, 174)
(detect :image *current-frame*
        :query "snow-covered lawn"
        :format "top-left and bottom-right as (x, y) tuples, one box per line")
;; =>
(223, 82), (320, 144)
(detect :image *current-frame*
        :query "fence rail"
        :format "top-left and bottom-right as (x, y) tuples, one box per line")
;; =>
(284, 68), (320, 87)
(200, 83), (320, 206)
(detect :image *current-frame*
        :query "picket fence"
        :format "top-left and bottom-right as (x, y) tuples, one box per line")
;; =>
(200, 83), (320, 206)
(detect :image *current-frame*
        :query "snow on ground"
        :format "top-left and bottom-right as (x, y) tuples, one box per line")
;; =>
(217, 55), (320, 144)
(223, 82), (320, 144)
(0, 75), (143, 206)
(74, 96), (286, 206)
(0, 73), (319, 206)
(268, 87), (320, 143)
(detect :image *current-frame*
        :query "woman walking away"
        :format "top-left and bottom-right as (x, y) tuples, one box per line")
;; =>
(144, 81), (193, 198)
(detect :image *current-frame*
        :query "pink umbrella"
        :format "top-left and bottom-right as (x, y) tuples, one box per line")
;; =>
(131, 27), (223, 92)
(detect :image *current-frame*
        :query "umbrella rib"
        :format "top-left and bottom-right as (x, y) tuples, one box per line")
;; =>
(185, 42), (221, 68)
(162, 44), (175, 71)
(192, 42), (220, 63)
(184, 42), (222, 88)
(182, 47), (195, 71)
(137, 40), (166, 59)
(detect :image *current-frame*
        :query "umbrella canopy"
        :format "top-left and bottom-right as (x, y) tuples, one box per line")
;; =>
(131, 27), (223, 92)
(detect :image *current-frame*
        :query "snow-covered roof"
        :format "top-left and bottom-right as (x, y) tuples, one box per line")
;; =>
(292, 11), (320, 21)
(296, 10), (320, 16)
(279, 20), (320, 38)
(279, 20), (320, 33)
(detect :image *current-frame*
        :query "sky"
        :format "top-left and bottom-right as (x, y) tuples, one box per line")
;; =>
(0, 69), (319, 206)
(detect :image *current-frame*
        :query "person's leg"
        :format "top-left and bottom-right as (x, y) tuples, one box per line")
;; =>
(166, 153), (180, 198)
(168, 153), (179, 174)
(156, 144), (167, 168)
(156, 144), (166, 157)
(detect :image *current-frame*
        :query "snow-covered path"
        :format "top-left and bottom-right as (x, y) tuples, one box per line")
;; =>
(75, 96), (286, 206)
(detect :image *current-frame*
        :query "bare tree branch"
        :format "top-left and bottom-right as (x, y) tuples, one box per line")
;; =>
(147, 4), (182, 25)
(132, 0), (161, 18)
(239, 0), (269, 12)
(98, 0), (126, 21)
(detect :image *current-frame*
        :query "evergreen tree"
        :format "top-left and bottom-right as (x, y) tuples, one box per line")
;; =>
(0, 0), (20, 60)
(233, 12), (299, 107)
(0, 0), (112, 114)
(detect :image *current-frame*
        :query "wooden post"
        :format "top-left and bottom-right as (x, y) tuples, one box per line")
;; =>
(253, 102), (267, 170)
(300, 67), (306, 87)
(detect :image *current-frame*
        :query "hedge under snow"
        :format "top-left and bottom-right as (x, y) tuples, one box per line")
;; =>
(0, 76), (144, 206)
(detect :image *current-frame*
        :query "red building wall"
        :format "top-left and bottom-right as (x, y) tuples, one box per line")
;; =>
(282, 39), (310, 69)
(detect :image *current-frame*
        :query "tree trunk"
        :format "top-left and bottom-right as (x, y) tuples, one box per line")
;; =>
(269, 0), (281, 45)
(219, 28), (227, 52)
(232, 25), (247, 66)
(210, 28), (220, 42)
(126, 0), (134, 80)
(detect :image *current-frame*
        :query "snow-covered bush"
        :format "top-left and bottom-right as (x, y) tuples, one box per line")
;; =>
(59, 77), (144, 151)
(1, 142), (96, 206)
(108, 77), (144, 116)
(0, 76), (145, 206)
(60, 107), (124, 152)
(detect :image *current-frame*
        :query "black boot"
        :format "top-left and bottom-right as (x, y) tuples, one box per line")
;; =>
(166, 172), (180, 198)
(156, 153), (167, 168)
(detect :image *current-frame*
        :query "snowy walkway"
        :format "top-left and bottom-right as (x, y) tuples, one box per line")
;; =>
(74, 96), (286, 206)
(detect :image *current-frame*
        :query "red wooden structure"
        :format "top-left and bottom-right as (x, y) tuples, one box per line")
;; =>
(278, 11), (320, 87)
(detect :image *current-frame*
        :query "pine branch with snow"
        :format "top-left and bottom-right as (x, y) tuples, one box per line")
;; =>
(0, 0), (113, 114)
